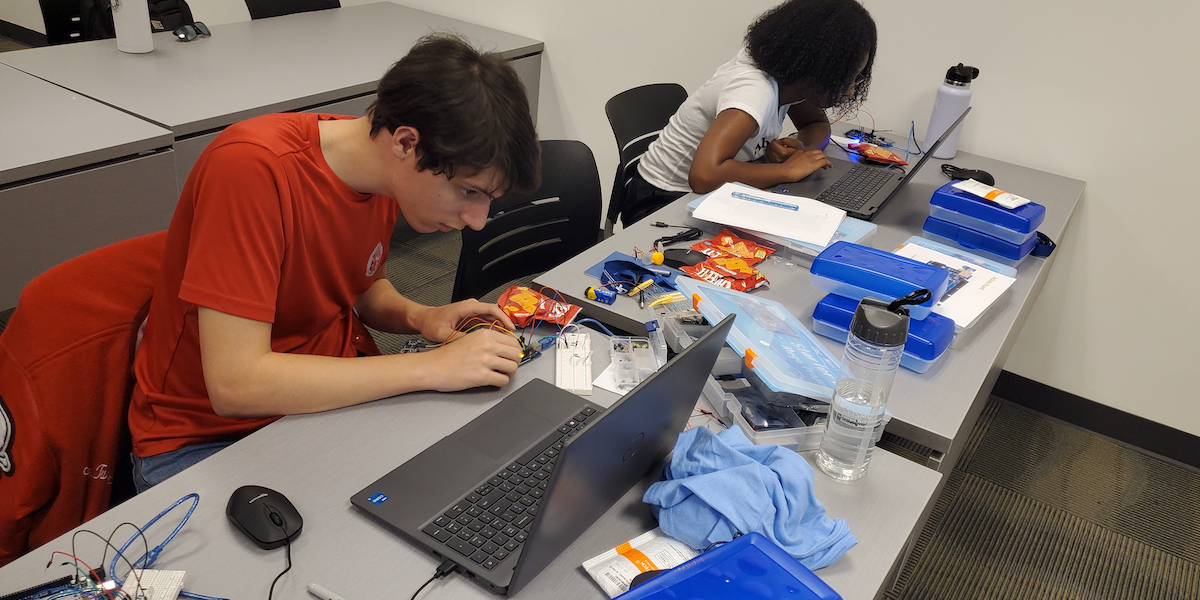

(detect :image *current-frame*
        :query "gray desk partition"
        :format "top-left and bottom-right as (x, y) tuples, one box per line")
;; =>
(535, 147), (1085, 475)
(0, 64), (177, 309)
(0, 329), (939, 600)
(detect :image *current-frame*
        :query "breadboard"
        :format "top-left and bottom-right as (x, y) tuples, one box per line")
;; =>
(556, 332), (592, 395)
(121, 569), (185, 600)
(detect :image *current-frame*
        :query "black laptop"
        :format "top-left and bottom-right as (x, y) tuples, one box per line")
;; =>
(351, 315), (736, 595)
(768, 106), (972, 220)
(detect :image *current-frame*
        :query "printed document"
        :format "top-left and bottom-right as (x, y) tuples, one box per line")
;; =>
(691, 182), (844, 247)
(894, 242), (1016, 328)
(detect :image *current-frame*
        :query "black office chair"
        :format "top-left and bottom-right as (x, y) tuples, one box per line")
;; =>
(603, 83), (689, 236)
(452, 140), (603, 303)
(245, 0), (340, 20)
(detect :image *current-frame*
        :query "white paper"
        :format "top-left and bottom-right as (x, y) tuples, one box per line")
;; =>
(691, 182), (844, 247)
(894, 242), (1016, 328)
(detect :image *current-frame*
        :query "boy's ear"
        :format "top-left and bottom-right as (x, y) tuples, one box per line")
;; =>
(390, 125), (420, 159)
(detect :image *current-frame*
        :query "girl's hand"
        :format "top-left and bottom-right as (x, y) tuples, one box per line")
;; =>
(766, 137), (802, 163)
(782, 148), (833, 181)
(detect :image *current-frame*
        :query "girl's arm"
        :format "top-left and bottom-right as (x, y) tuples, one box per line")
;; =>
(689, 108), (831, 194)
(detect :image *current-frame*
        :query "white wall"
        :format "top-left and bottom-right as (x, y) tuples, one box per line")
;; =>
(35, 0), (1200, 437)
(1, 0), (46, 34)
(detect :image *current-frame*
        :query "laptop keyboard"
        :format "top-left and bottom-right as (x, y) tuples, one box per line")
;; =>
(420, 406), (598, 570)
(815, 164), (896, 211)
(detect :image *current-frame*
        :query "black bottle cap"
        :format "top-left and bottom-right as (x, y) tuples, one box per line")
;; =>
(945, 63), (980, 84)
(851, 297), (909, 348)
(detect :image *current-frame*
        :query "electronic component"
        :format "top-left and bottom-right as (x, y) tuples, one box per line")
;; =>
(611, 336), (658, 391)
(585, 285), (617, 304)
(556, 332), (592, 395)
(120, 569), (186, 600)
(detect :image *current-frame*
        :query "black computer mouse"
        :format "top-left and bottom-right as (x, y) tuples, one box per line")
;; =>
(661, 248), (707, 269)
(226, 485), (303, 549)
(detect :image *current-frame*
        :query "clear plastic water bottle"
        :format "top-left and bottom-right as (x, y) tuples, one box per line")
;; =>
(816, 290), (930, 481)
(925, 63), (979, 159)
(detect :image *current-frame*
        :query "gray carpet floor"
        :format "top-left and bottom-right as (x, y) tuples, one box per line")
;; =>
(2, 223), (1197, 598)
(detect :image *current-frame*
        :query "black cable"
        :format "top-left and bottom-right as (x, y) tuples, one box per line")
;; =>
(941, 164), (967, 179)
(267, 517), (292, 600)
(410, 559), (460, 600)
(654, 227), (702, 248)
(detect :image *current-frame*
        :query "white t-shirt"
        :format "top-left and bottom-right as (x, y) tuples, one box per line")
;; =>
(638, 48), (800, 193)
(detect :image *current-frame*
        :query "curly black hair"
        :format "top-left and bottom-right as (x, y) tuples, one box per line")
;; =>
(368, 34), (541, 197)
(745, 0), (877, 110)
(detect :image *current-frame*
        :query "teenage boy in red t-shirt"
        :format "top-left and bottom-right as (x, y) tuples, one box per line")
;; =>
(129, 35), (541, 491)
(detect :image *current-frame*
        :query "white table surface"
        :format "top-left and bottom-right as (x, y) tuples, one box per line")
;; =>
(0, 2), (544, 137)
(0, 64), (173, 186)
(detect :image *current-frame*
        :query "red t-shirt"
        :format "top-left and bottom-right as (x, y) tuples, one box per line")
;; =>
(130, 113), (399, 457)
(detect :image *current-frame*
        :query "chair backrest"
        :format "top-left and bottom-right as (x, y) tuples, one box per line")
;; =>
(245, 0), (340, 20)
(0, 232), (166, 566)
(603, 83), (689, 236)
(452, 140), (602, 303)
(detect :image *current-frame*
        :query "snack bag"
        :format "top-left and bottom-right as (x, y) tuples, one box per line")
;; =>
(680, 258), (770, 292)
(691, 229), (774, 265)
(497, 285), (581, 328)
(582, 528), (701, 598)
(847, 142), (908, 166)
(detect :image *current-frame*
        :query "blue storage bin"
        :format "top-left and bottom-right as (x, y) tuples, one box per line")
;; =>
(809, 242), (949, 320)
(811, 293), (954, 374)
(615, 531), (841, 600)
(922, 216), (1036, 269)
(929, 182), (1045, 245)
(675, 277), (842, 401)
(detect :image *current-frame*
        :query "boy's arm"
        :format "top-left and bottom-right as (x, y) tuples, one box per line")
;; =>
(689, 108), (832, 194)
(352, 269), (515, 341)
(198, 303), (522, 418)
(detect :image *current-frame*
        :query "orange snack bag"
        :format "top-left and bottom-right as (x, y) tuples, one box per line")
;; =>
(680, 259), (770, 292)
(691, 229), (774, 265)
(498, 285), (581, 328)
(847, 143), (908, 166)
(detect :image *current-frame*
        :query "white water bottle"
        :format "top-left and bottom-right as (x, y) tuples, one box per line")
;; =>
(113, 0), (154, 54)
(815, 291), (928, 481)
(925, 63), (979, 159)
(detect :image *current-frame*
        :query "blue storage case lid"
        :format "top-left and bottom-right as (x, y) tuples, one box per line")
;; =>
(675, 278), (841, 400)
(615, 532), (841, 600)
(810, 242), (949, 313)
(813, 293), (954, 361)
(923, 216), (1038, 261)
(930, 182), (1045, 234)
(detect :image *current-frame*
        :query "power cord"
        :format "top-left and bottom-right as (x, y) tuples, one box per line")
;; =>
(267, 513), (292, 600)
(410, 559), (460, 600)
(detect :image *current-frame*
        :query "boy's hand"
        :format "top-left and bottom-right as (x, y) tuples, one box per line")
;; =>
(415, 299), (516, 343)
(783, 148), (832, 181)
(765, 137), (802, 163)
(425, 328), (522, 390)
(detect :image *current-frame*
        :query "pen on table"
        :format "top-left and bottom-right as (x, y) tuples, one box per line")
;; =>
(309, 583), (347, 600)
(729, 191), (798, 211)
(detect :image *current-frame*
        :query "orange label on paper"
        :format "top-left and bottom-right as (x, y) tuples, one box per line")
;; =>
(616, 543), (658, 572)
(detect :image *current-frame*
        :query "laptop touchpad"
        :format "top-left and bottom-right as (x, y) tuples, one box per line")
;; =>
(455, 402), (552, 459)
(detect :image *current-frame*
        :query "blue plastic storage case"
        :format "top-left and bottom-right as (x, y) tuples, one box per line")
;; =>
(809, 242), (949, 320)
(614, 532), (841, 600)
(811, 293), (955, 374)
(929, 182), (1045, 244)
(675, 277), (841, 401)
(922, 216), (1037, 268)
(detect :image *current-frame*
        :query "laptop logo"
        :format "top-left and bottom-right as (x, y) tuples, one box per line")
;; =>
(622, 433), (645, 462)
(368, 493), (389, 505)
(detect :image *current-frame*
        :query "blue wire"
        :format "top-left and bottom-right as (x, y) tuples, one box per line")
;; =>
(569, 318), (616, 337)
(110, 494), (230, 600)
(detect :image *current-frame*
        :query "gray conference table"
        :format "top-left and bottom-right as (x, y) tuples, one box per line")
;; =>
(1, 1), (544, 192)
(0, 64), (178, 309)
(0, 329), (939, 600)
(535, 147), (1085, 474)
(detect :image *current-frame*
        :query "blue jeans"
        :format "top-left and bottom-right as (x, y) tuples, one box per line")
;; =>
(132, 440), (234, 493)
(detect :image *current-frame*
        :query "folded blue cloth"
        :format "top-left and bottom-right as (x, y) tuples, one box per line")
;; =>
(643, 426), (856, 570)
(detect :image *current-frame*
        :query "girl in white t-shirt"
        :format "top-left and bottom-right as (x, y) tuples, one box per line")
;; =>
(625, 0), (877, 226)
